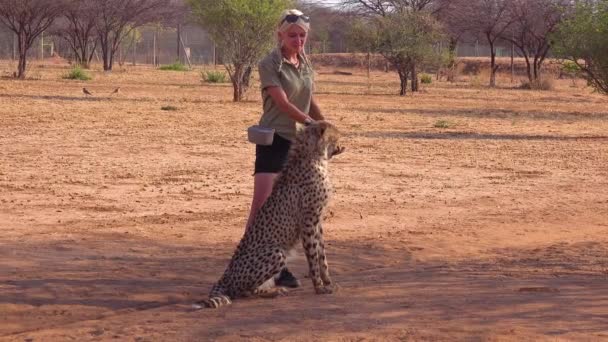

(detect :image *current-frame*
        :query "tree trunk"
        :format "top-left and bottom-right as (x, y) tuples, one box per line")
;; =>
(109, 49), (114, 70)
(411, 63), (419, 92)
(533, 56), (540, 81)
(100, 35), (111, 71)
(523, 56), (532, 83)
(489, 39), (497, 87)
(16, 31), (28, 79)
(242, 65), (252, 89)
(18, 52), (27, 79)
(398, 67), (408, 96)
(447, 38), (458, 83)
(230, 64), (250, 102)
(85, 44), (96, 69)
(103, 49), (111, 71)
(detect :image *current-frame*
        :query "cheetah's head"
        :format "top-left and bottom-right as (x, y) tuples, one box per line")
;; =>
(298, 120), (344, 160)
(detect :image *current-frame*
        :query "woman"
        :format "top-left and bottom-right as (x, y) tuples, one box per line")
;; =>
(247, 9), (325, 288)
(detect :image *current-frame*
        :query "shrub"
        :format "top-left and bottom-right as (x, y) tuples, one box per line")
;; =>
(561, 60), (581, 76)
(63, 66), (92, 80)
(434, 120), (450, 128)
(161, 105), (178, 111)
(519, 78), (554, 91)
(552, 1), (608, 94)
(159, 62), (188, 71)
(202, 70), (228, 83)
(420, 73), (433, 84)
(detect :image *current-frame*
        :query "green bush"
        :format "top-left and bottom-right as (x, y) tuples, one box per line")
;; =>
(561, 60), (581, 75)
(433, 120), (450, 128)
(63, 66), (91, 80)
(552, 1), (608, 94)
(159, 62), (188, 71)
(202, 70), (227, 83)
(420, 73), (433, 84)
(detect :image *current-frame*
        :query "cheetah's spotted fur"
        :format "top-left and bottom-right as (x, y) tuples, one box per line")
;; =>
(199, 121), (344, 308)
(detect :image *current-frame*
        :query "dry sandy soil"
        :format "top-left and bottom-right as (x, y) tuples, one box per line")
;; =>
(0, 60), (607, 341)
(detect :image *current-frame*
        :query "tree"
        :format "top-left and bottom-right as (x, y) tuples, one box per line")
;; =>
(461, 0), (514, 87)
(54, 0), (98, 69)
(553, 0), (608, 94)
(93, 0), (171, 71)
(502, 0), (567, 83)
(0, 0), (66, 78)
(343, 0), (441, 91)
(342, 0), (436, 15)
(188, 0), (291, 102)
(350, 11), (444, 95)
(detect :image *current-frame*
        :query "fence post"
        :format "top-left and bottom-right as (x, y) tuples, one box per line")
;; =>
(176, 23), (181, 63)
(12, 32), (16, 60)
(40, 31), (44, 60)
(510, 36), (514, 83)
(153, 30), (157, 66)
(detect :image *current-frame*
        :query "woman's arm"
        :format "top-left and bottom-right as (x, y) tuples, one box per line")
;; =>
(266, 86), (314, 124)
(309, 95), (325, 121)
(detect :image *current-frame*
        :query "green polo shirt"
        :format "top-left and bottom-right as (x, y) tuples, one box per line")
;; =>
(258, 49), (314, 142)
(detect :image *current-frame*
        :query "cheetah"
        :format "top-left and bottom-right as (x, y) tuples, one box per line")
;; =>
(197, 121), (344, 309)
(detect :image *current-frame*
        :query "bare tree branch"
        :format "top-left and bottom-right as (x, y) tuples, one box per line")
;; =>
(0, 0), (67, 78)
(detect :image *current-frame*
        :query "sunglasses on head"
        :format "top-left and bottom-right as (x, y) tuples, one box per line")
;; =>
(281, 14), (310, 25)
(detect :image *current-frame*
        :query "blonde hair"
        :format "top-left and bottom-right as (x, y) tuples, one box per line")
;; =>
(276, 9), (312, 73)
(278, 9), (310, 33)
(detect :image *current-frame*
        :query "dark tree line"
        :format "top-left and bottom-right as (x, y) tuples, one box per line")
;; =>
(0, 0), (177, 78)
(342, 0), (573, 90)
(0, 0), (603, 96)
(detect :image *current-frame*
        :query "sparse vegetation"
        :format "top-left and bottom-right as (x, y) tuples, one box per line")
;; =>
(420, 73), (432, 84)
(434, 120), (451, 128)
(519, 78), (555, 91)
(63, 66), (92, 80)
(159, 62), (188, 71)
(202, 70), (227, 83)
(561, 60), (581, 77)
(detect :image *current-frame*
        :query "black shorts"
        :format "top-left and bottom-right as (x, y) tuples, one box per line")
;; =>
(254, 134), (292, 174)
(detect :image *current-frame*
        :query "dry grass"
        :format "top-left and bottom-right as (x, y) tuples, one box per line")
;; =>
(1, 59), (608, 341)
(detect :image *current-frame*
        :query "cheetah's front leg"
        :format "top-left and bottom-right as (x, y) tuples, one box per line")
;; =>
(317, 224), (334, 287)
(303, 228), (334, 295)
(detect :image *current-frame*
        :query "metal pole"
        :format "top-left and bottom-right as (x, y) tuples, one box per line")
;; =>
(511, 37), (514, 83)
(153, 30), (157, 66)
(177, 24), (181, 63)
(12, 32), (16, 60)
(40, 31), (44, 60)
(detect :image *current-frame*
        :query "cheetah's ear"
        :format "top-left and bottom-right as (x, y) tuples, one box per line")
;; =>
(315, 121), (328, 139)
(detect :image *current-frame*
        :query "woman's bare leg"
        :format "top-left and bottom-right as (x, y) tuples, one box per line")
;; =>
(246, 172), (277, 229)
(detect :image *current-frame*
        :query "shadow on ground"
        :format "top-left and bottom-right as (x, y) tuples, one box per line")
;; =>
(1, 236), (607, 340)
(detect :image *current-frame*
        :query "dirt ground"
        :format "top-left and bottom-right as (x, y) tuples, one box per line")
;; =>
(1, 60), (607, 341)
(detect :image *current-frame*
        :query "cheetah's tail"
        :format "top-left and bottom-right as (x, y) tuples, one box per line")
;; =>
(192, 288), (232, 310)
(193, 295), (232, 309)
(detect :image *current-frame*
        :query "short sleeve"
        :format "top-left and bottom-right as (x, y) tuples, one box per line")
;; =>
(258, 59), (281, 90)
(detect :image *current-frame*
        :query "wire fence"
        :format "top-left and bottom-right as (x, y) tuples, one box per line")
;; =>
(0, 25), (514, 67)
